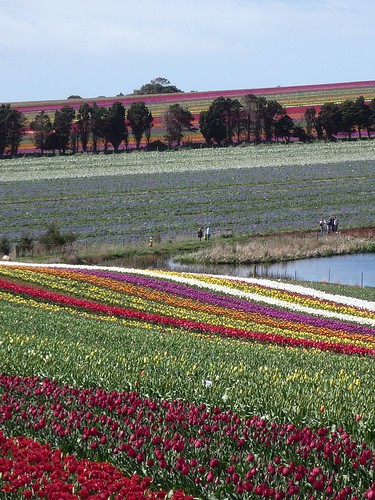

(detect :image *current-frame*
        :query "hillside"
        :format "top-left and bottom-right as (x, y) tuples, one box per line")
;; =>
(0, 262), (374, 497)
(8, 80), (375, 152)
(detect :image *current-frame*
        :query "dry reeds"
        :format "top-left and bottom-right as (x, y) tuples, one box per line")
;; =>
(180, 233), (375, 265)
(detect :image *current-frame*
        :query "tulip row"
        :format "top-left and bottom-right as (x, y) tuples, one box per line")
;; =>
(0, 264), (374, 357)
(0, 274), (375, 358)
(0, 429), (191, 499)
(1, 290), (372, 438)
(0, 268), (375, 356)
(0, 374), (375, 499)
(150, 270), (375, 322)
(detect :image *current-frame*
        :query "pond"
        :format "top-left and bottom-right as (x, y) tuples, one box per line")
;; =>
(166, 253), (375, 287)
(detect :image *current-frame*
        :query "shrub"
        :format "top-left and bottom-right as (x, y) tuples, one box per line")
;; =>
(38, 223), (77, 252)
(0, 236), (11, 256)
(16, 233), (34, 257)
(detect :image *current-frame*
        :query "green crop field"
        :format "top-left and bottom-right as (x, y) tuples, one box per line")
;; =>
(1, 141), (375, 246)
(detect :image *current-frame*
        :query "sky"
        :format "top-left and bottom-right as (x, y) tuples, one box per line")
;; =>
(1, 0), (375, 103)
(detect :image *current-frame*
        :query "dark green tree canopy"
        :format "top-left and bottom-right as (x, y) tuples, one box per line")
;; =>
(163, 104), (195, 147)
(241, 94), (260, 143)
(199, 97), (239, 145)
(199, 96), (287, 145)
(103, 102), (127, 152)
(318, 102), (342, 140)
(52, 106), (75, 153)
(340, 99), (357, 139)
(274, 114), (294, 143)
(127, 101), (153, 149)
(133, 78), (182, 95)
(76, 102), (92, 152)
(0, 104), (25, 157)
(90, 103), (107, 153)
(30, 110), (52, 154)
(261, 99), (285, 143)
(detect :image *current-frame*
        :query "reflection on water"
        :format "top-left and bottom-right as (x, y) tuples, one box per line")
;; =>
(165, 253), (375, 287)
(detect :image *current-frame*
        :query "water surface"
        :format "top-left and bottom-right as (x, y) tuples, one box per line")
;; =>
(167, 253), (375, 287)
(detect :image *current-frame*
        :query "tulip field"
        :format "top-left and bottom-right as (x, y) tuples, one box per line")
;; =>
(0, 261), (375, 498)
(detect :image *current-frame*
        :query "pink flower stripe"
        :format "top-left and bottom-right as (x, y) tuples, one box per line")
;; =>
(1, 277), (374, 357)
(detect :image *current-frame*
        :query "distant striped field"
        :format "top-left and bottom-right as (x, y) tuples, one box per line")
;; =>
(8, 80), (375, 152)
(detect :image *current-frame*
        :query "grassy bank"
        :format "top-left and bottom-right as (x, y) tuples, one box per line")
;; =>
(12, 228), (375, 277)
(176, 231), (375, 265)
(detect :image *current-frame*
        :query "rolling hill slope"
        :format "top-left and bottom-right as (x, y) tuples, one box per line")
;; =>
(8, 80), (375, 152)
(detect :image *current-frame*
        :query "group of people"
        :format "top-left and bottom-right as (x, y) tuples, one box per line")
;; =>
(198, 226), (211, 241)
(319, 216), (339, 235)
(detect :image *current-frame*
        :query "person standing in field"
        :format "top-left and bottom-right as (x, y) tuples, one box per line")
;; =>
(197, 227), (203, 241)
(206, 226), (211, 240)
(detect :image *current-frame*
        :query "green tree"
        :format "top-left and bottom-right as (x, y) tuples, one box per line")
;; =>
(339, 99), (356, 139)
(199, 97), (241, 146)
(213, 97), (241, 145)
(318, 102), (342, 141)
(90, 103), (107, 153)
(0, 104), (13, 157)
(17, 233), (34, 257)
(29, 111), (52, 154)
(199, 110), (214, 145)
(7, 109), (25, 156)
(0, 105), (25, 157)
(53, 106), (75, 153)
(0, 235), (11, 255)
(274, 114), (294, 143)
(38, 223), (77, 252)
(76, 102), (92, 152)
(262, 99), (285, 143)
(163, 104), (195, 147)
(249, 96), (268, 144)
(368, 98), (375, 137)
(353, 96), (371, 139)
(304, 107), (317, 140)
(103, 102), (127, 152)
(241, 94), (259, 143)
(134, 77), (182, 95)
(127, 101), (153, 149)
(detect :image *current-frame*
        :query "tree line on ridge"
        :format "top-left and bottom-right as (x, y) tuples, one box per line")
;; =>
(1, 93), (375, 158)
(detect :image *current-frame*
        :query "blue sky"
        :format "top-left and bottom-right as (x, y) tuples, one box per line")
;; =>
(1, 0), (374, 103)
